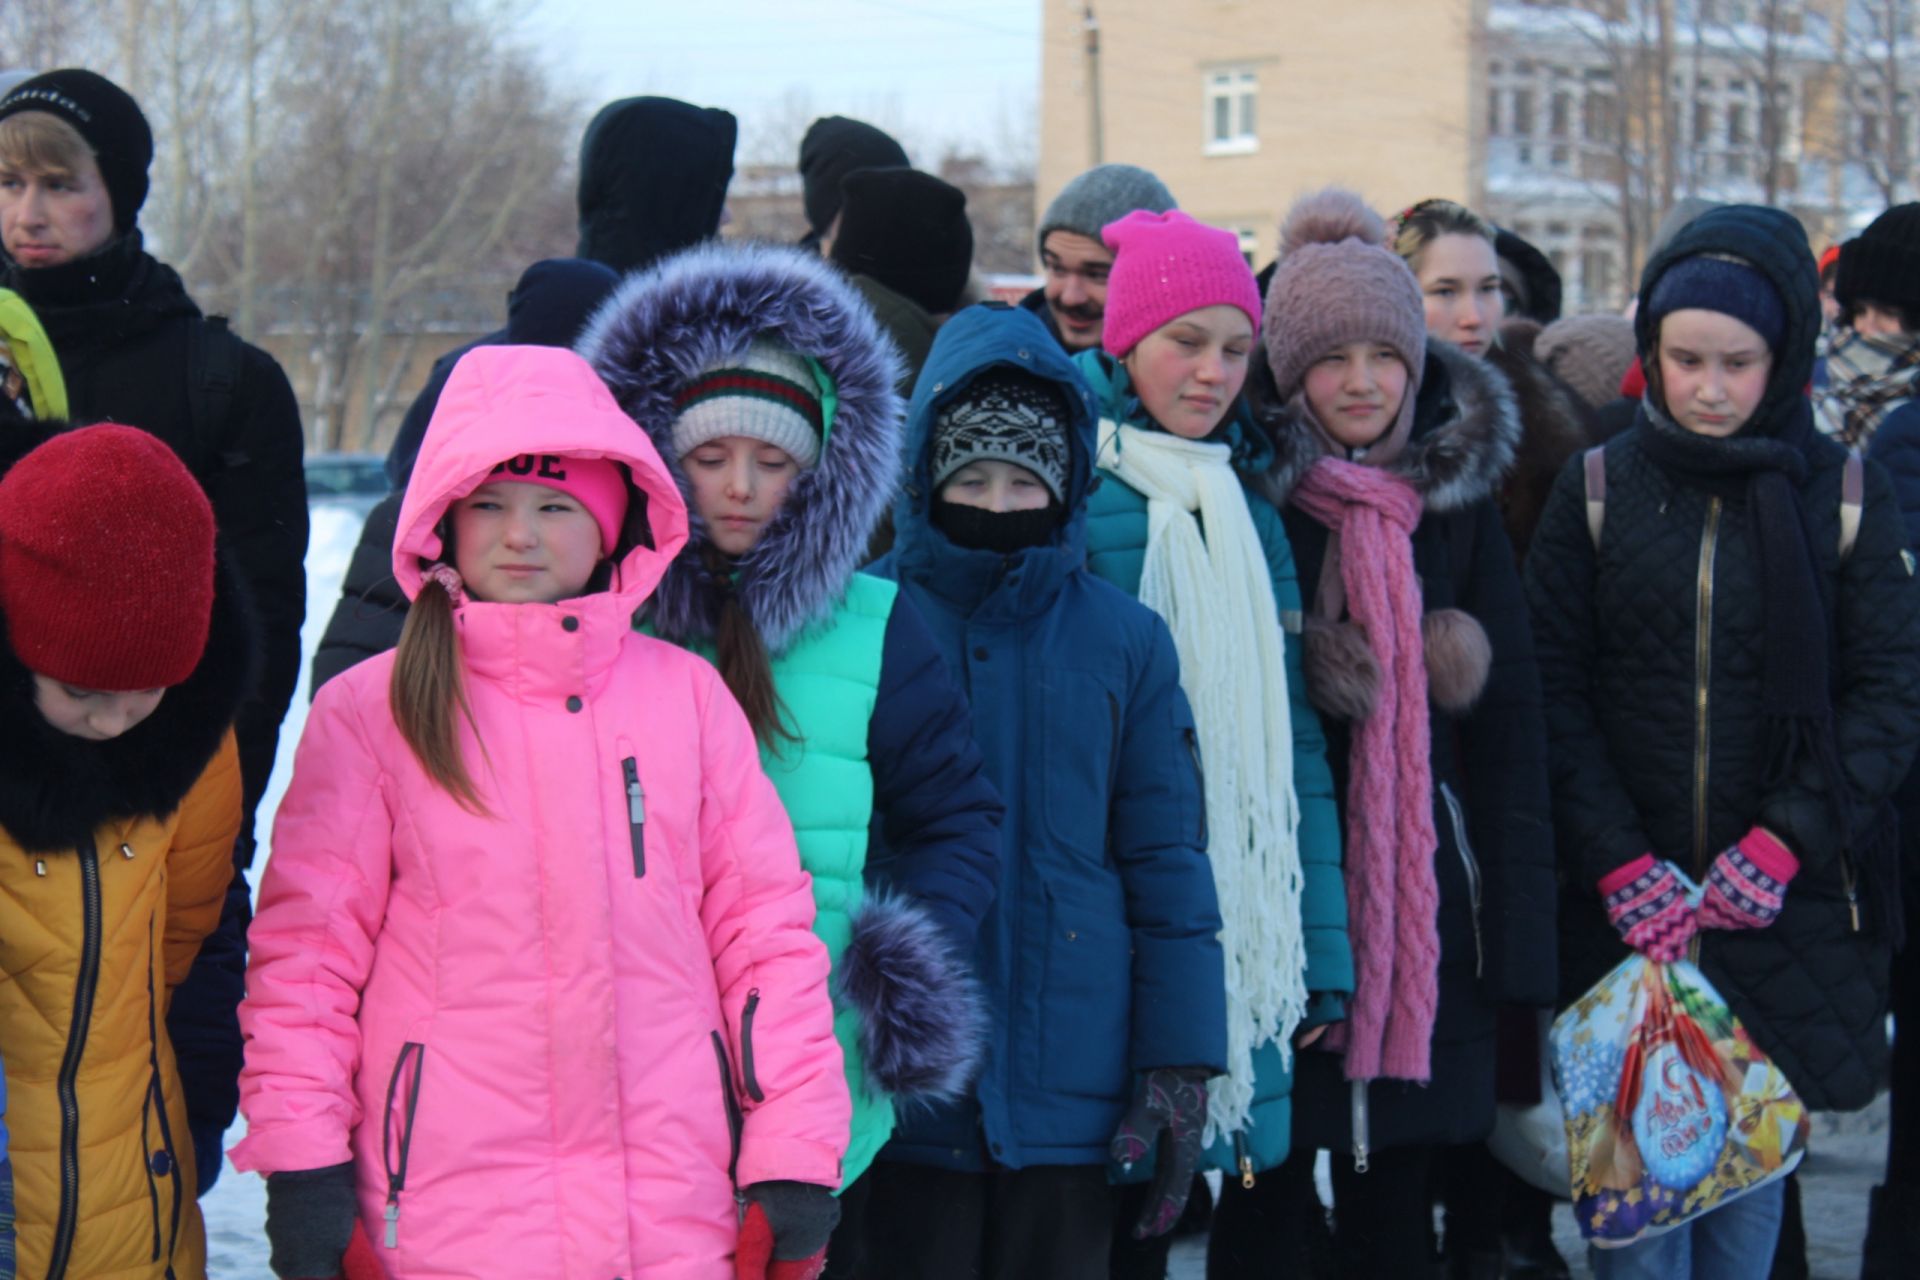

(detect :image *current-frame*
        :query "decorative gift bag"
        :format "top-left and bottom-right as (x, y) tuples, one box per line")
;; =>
(1550, 955), (1809, 1248)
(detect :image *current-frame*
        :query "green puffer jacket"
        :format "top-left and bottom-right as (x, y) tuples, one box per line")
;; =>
(1075, 350), (1351, 1175)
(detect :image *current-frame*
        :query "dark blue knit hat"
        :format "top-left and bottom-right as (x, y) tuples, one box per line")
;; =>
(1646, 253), (1786, 352)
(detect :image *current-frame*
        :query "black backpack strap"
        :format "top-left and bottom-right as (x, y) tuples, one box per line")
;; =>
(189, 315), (244, 462)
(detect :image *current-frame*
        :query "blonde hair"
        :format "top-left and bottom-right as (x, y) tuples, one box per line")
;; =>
(0, 110), (94, 176)
(1390, 198), (1497, 273)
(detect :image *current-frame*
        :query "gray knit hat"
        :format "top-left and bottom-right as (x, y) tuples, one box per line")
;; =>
(671, 340), (825, 469)
(1534, 314), (1637, 411)
(931, 368), (1072, 503)
(1036, 163), (1176, 253)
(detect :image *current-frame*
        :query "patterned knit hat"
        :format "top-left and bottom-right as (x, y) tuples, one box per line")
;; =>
(931, 367), (1072, 503)
(670, 340), (826, 469)
(0, 424), (214, 689)
(1836, 203), (1920, 316)
(1263, 189), (1428, 403)
(1099, 210), (1262, 358)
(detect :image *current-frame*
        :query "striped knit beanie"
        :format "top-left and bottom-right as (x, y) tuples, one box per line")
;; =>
(670, 340), (825, 469)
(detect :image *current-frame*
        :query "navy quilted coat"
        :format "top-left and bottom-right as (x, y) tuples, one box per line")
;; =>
(1525, 206), (1920, 1110)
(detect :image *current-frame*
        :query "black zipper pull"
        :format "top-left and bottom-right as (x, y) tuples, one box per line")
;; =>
(623, 757), (646, 878)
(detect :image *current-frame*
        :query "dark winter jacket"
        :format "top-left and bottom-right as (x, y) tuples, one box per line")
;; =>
(1485, 338), (1593, 559)
(1251, 342), (1558, 1155)
(1526, 205), (1920, 1111)
(576, 96), (736, 275)
(849, 273), (938, 397)
(313, 259), (622, 692)
(1017, 285), (1073, 353)
(580, 243), (1004, 1183)
(870, 302), (1228, 1171)
(383, 258), (621, 487)
(4, 234), (306, 1187)
(1868, 400), (1920, 905)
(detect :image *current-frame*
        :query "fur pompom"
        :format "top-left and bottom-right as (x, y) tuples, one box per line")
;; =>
(1279, 188), (1389, 258)
(838, 892), (986, 1104)
(1301, 615), (1380, 723)
(1422, 607), (1492, 713)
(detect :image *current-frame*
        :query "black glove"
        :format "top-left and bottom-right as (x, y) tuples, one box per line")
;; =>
(743, 1179), (841, 1261)
(265, 1162), (357, 1279)
(1109, 1067), (1210, 1239)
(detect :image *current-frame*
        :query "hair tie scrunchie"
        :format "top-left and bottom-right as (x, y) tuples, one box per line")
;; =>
(424, 562), (467, 605)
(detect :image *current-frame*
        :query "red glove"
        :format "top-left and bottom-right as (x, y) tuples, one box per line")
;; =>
(1698, 827), (1799, 931)
(735, 1200), (827, 1280)
(1600, 855), (1697, 963)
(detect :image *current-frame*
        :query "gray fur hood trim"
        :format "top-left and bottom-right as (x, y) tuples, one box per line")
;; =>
(1252, 340), (1520, 515)
(579, 241), (905, 654)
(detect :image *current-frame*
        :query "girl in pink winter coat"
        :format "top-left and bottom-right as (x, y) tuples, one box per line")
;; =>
(234, 345), (850, 1280)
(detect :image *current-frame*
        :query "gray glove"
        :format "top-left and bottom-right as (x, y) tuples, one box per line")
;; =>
(265, 1162), (357, 1279)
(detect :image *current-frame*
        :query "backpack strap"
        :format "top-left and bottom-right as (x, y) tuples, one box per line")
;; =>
(189, 315), (244, 461)
(1840, 449), (1865, 563)
(1583, 445), (1607, 550)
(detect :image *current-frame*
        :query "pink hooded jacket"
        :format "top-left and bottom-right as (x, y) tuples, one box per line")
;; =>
(233, 347), (848, 1278)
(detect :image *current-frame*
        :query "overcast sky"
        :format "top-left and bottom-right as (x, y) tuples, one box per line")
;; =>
(521, 0), (1044, 164)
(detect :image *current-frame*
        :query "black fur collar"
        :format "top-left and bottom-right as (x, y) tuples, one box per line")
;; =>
(0, 555), (252, 853)
(1251, 341), (1521, 514)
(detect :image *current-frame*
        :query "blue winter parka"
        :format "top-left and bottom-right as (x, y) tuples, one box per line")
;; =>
(869, 303), (1229, 1171)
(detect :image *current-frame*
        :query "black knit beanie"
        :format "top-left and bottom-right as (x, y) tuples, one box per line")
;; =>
(797, 116), (908, 240)
(0, 69), (152, 233)
(1835, 202), (1920, 317)
(830, 168), (973, 315)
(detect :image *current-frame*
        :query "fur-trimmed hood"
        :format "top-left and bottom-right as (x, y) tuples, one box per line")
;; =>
(1250, 340), (1520, 515)
(0, 418), (253, 852)
(579, 241), (905, 655)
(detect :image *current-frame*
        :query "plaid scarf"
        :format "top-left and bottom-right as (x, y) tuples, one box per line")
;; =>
(1815, 327), (1920, 448)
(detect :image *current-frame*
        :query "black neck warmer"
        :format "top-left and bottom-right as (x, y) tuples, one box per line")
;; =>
(932, 498), (1061, 554)
(6, 230), (143, 308)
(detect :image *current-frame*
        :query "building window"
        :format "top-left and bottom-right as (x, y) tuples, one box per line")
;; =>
(1236, 228), (1259, 267)
(1205, 71), (1258, 155)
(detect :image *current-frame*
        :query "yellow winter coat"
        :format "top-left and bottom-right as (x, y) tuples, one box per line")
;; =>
(0, 732), (239, 1280)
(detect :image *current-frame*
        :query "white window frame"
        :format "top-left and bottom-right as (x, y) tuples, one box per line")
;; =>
(1204, 70), (1259, 156)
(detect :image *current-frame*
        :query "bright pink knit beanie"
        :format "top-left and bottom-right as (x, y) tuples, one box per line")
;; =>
(1099, 209), (1262, 357)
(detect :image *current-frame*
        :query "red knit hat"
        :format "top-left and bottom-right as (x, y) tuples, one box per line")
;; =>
(0, 424), (215, 689)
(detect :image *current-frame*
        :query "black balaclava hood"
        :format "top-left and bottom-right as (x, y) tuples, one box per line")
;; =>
(576, 96), (736, 274)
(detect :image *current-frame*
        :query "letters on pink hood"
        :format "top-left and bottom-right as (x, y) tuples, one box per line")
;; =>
(235, 346), (848, 1278)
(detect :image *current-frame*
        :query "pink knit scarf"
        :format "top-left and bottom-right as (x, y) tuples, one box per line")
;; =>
(1291, 456), (1440, 1083)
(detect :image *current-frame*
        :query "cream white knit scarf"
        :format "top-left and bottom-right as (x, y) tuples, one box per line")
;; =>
(1099, 418), (1307, 1143)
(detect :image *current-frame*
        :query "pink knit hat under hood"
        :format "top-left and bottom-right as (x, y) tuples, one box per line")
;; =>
(1100, 209), (1261, 357)
(1263, 189), (1428, 421)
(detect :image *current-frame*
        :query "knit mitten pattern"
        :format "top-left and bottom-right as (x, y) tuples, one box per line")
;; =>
(1600, 855), (1697, 963)
(735, 1181), (838, 1280)
(1698, 828), (1799, 931)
